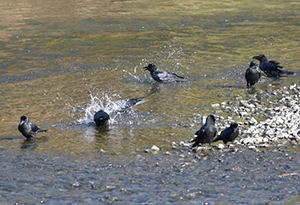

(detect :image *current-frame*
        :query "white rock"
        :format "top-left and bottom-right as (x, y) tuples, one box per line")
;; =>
(211, 103), (220, 107)
(151, 145), (160, 151)
(240, 111), (249, 118)
(289, 84), (297, 90)
(263, 138), (269, 143)
(248, 145), (257, 149)
(249, 117), (258, 125)
(216, 143), (225, 149)
(256, 136), (264, 144)
(179, 141), (191, 147)
(241, 137), (255, 145)
(221, 102), (226, 108)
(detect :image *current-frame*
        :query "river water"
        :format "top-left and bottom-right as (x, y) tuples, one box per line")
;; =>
(1, 0), (300, 204)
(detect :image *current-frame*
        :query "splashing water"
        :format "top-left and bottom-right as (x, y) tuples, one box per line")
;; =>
(122, 63), (154, 84)
(76, 93), (148, 126)
(123, 68), (143, 82)
(106, 98), (148, 112)
(77, 94), (113, 125)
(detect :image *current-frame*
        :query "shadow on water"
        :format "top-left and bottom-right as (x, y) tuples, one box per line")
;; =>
(20, 136), (49, 150)
(0, 136), (24, 141)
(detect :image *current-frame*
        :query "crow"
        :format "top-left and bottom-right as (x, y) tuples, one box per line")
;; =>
(245, 61), (261, 87)
(191, 115), (217, 147)
(18, 115), (47, 139)
(213, 122), (239, 145)
(253, 54), (294, 78)
(144, 64), (185, 83)
(93, 110), (110, 127)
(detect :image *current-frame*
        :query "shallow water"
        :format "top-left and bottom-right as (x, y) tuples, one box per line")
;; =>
(1, 0), (300, 204)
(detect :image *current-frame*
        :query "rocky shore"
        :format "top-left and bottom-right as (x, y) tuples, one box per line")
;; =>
(228, 84), (299, 147)
(176, 83), (300, 151)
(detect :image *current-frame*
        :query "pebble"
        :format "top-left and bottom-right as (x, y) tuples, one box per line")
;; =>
(179, 141), (191, 147)
(177, 84), (300, 150)
(248, 117), (257, 125)
(98, 149), (106, 153)
(222, 84), (300, 146)
(151, 145), (160, 151)
(221, 102), (226, 108)
(239, 111), (249, 118)
(211, 103), (220, 107)
(216, 143), (225, 150)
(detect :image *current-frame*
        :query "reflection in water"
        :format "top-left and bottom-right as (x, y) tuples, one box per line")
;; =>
(94, 127), (110, 147)
(20, 136), (49, 150)
(149, 82), (162, 94)
(95, 126), (110, 134)
(0, 136), (24, 141)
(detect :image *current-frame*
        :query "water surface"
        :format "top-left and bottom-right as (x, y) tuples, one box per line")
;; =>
(1, 0), (300, 204)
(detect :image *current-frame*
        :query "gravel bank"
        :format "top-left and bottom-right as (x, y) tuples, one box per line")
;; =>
(180, 84), (300, 150)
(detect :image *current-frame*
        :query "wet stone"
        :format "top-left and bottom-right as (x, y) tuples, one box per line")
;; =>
(151, 145), (160, 151)
(211, 103), (220, 107)
(216, 144), (225, 150)
(98, 149), (106, 153)
(221, 102), (226, 108)
(249, 117), (257, 125)
(239, 111), (249, 118)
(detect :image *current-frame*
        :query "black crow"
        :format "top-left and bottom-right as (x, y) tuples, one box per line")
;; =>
(245, 61), (261, 87)
(144, 64), (185, 83)
(93, 110), (110, 127)
(18, 115), (47, 139)
(213, 122), (239, 145)
(191, 115), (217, 147)
(253, 54), (294, 78)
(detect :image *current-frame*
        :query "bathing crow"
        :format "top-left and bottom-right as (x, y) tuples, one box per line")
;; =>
(191, 115), (217, 147)
(94, 110), (110, 127)
(245, 61), (261, 87)
(253, 54), (294, 78)
(144, 64), (185, 83)
(18, 115), (47, 139)
(213, 122), (239, 145)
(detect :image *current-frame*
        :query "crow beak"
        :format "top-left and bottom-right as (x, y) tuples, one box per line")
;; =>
(252, 56), (259, 60)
